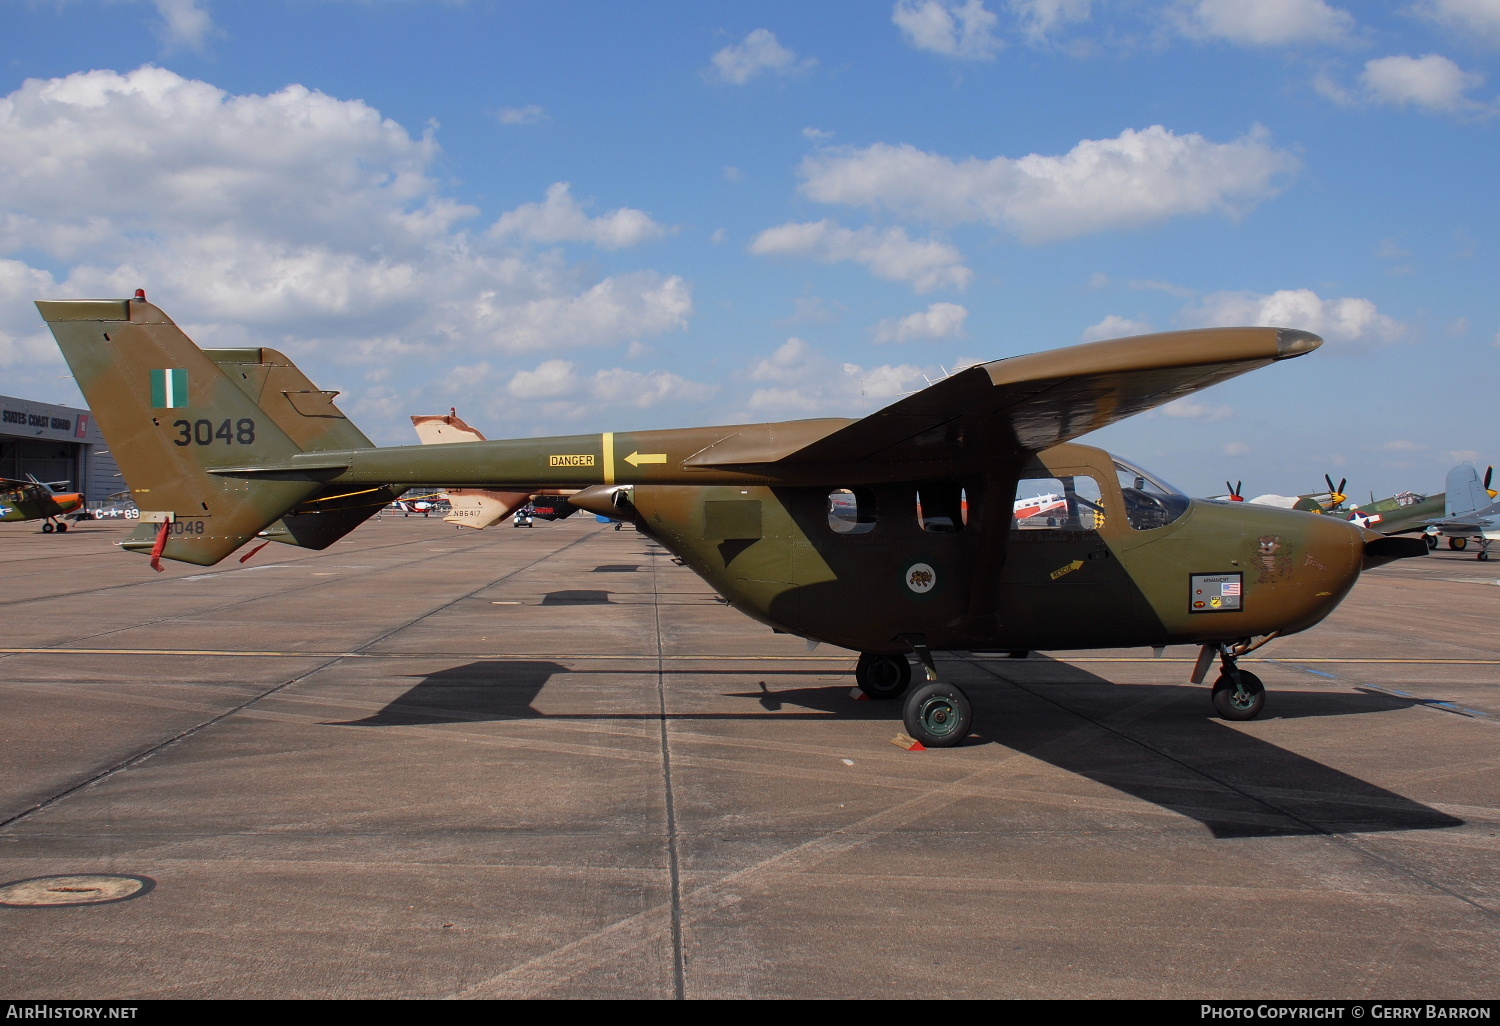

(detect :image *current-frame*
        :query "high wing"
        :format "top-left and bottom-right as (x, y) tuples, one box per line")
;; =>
(684, 327), (1321, 475)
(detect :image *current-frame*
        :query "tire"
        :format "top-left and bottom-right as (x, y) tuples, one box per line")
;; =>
(41, 522), (54, 533)
(1212, 670), (1265, 721)
(855, 653), (911, 699)
(56, 522), (68, 533)
(1450, 537), (1468, 551)
(1480, 551), (1490, 562)
(903, 681), (973, 748)
(1424, 534), (1438, 550)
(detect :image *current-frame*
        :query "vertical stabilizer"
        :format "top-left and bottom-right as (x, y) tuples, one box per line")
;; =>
(1445, 464), (1491, 518)
(38, 296), (325, 565)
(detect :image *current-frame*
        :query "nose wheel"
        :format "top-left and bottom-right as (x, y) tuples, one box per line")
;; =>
(1211, 669), (1265, 720)
(1194, 642), (1267, 721)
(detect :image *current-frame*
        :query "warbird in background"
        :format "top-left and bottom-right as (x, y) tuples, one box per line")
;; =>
(0, 475), (86, 533)
(39, 293), (1427, 747)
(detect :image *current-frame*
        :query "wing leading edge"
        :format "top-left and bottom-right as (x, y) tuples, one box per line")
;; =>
(686, 327), (1321, 473)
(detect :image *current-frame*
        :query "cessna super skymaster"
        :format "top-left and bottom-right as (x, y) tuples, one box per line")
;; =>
(38, 293), (1426, 747)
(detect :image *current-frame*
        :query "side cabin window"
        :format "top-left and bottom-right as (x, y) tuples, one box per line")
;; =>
(916, 483), (966, 533)
(1012, 474), (1105, 531)
(1113, 458), (1191, 531)
(827, 488), (876, 535)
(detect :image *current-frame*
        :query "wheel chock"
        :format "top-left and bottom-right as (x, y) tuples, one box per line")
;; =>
(850, 688), (870, 701)
(891, 732), (926, 751)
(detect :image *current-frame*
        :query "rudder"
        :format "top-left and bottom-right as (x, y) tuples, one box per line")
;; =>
(39, 295), (325, 565)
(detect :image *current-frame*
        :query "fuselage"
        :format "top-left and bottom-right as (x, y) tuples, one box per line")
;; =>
(619, 442), (1372, 654)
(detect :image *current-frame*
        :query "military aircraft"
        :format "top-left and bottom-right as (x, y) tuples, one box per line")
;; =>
(1426, 464), (1500, 560)
(1219, 475), (1347, 514)
(39, 294), (1427, 747)
(0, 476), (86, 533)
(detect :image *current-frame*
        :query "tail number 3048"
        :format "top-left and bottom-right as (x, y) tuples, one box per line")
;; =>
(171, 419), (256, 446)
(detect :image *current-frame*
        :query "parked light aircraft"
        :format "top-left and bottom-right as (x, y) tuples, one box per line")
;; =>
(40, 294), (1427, 746)
(1427, 464), (1500, 560)
(0, 476), (85, 533)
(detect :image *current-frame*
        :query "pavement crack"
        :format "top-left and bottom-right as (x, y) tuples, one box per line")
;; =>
(650, 540), (688, 1001)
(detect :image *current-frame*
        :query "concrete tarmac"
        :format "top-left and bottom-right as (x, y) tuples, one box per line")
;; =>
(0, 516), (1496, 999)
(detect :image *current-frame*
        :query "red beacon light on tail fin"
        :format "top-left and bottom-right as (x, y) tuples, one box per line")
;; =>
(133, 289), (146, 302)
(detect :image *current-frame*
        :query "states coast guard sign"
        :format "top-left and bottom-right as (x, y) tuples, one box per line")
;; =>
(904, 561), (937, 595)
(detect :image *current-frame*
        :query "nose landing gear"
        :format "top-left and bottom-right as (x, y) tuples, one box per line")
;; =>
(1192, 641), (1267, 721)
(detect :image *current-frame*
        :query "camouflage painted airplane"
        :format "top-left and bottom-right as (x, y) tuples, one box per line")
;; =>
(39, 293), (1427, 747)
(0, 476), (86, 533)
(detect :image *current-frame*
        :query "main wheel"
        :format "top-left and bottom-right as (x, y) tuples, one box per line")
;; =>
(1480, 551), (1490, 562)
(56, 522), (68, 533)
(41, 522), (54, 533)
(1424, 534), (1439, 550)
(903, 681), (973, 748)
(855, 653), (911, 699)
(1450, 537), (1468, 551)
(1212, 670), (1265, 721)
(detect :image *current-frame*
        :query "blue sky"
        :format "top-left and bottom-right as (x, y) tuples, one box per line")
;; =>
(2, 0), (1497, 500)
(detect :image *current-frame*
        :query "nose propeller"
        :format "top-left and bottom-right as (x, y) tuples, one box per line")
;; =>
(1324, 474), (1348, 510)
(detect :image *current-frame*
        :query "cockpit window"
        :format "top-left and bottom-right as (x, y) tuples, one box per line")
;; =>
(1114, 458), (1191, 531)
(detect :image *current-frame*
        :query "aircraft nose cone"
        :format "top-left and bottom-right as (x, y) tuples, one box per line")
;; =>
(1274, 329), (1323, 359)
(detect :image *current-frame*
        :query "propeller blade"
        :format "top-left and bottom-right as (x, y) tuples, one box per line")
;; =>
(1325, 473), (1335, 493)
(1486, 466), (1493, 489)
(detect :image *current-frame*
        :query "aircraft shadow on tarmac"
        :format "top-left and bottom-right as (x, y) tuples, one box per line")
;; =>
(332, 657), (1463, 840)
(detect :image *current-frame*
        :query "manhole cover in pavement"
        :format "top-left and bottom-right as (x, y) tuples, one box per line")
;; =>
(0, 874), (155, 908)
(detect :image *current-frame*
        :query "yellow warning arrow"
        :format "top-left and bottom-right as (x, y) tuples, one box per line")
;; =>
(624, 451), (667, 467)
(1049, 559), (1084, 581)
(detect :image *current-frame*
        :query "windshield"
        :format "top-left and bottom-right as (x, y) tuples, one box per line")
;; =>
(1113, 458), (1191, 531)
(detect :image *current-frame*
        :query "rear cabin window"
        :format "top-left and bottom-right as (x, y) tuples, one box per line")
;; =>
(1012, 475), (1105, 531)
(827, 488), (876, 534)
(916, 483), (966, 533)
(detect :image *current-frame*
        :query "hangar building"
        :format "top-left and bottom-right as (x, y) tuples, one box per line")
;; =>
(0, 394), (122, 503)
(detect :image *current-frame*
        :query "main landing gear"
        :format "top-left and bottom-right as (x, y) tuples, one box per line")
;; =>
(1192, 642), (1265, 721)
(858, 644), (974, 748)
(40, 519), (68, 534)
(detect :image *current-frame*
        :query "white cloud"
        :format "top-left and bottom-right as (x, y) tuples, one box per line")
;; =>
(874, 302), (970, 342)
(802, 126), (833, 140)
(1081, 314), (1153, 341)
(1010, 0), (1094, 44)
(748, 220), (972, 293)
(497, 104), (548, 125)
(797, 126), (1298, 244)
(1417, 0), (1500, 42)
(508, 359), (579, 399)
(0, 66), (695, 439)
(1160, 397), (1234, 420)
(152, 0), (214, 51)
(1177, 288), (1405, 343)
(492, 358), (718, 415)
(1360, 54), (1487, 112)
(710, 29), (815, 84)
(490, 182), (668, 250)
(1223, 441), (1250, 455)
(1178, 0), (1355, 46)
(744, 337), (928, 416)
(892, 0), (1004, 60)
